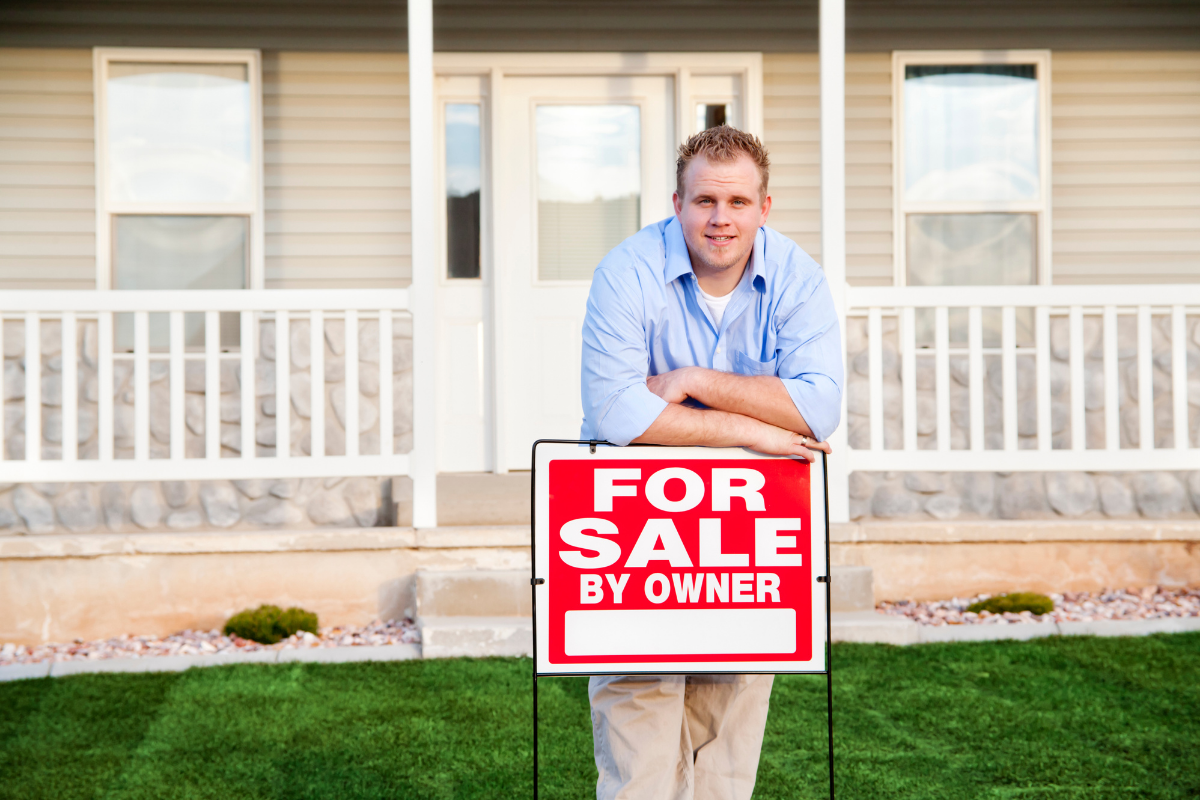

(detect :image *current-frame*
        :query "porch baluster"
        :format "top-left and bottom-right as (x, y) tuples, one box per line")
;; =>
(134, 311), (149, 461)
(968, 306), (983, 451)
(61, 311), (77, 462)
(1001, 306), (1017, 451)
(1069, 306), (1084, 451)
(1137, 305), (1153, 450)
(1103, 306), (1119, 450)
(900, 306), (916, 451)
(275, 310), (290, 460)
(170, 311), (185, 460)
(344, 309), (359, 458)
(310, 310), (325, 458)
(867, 307), (883, 451)
(205, 310), (220, 460)
(379, 310), (394, 456)
(98, 311), (114, 461)
(240, 310), (255, 459)
(1035, 306), (1051, 451)
(935, 306), (950, 452)
(25, 312), (40, 462)
(1172, 305), (1188, 450)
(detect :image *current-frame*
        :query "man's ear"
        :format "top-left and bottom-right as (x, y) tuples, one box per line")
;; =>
(672, 191), (683, 217)
(759, 193), (772, 225)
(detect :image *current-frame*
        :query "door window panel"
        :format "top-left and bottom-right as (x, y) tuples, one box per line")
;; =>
(107, 62), (252, 205)
(536, 105), (640, 281)
(696, 103), (730, 131)
(445, 103), (482, 279)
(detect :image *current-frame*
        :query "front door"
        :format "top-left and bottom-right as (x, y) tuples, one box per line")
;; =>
(496, 75), (675, 470)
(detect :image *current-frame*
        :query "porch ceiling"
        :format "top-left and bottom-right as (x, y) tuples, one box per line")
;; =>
(1, 0), (1197, 52)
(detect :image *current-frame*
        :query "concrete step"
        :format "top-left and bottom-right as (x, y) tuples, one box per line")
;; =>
(831, 611), (919, 645)
(415, 569), (530, 618)
(830, 565), (874, 612)
(418, 616), (533, 659)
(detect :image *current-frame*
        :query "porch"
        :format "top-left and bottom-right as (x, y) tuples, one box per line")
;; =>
(0, 0), (1197, 646)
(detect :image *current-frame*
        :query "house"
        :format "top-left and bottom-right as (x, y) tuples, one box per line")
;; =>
(0, 0), (1198, 646)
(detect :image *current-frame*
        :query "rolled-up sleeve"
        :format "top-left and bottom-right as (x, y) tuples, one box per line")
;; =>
(581, 265), (668, 446)
(775, 267), (844, 443)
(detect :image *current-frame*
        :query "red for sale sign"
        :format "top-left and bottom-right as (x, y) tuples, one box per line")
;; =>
(533, 443), (828, 675)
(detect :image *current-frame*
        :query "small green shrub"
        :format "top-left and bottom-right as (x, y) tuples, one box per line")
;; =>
(968, 592), (1054, 616)
(223, 604), (319, 644)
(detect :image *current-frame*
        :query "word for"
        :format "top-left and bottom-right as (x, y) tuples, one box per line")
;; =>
(559, 518), (803, 570)
(595, 467), (767, 512)
(579, 572), (782, 605)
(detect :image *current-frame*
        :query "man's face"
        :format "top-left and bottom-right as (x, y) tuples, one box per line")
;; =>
(672, 154), (772, 277)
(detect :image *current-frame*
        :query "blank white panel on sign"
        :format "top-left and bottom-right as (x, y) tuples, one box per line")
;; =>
(565, 608), (796, 656)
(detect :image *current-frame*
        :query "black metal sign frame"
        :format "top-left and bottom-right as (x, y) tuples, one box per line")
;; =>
(529, 439), (834, 799)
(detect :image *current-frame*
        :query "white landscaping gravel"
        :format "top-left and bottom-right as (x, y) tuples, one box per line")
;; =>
(879, 586), (1200, 627)
(0, 618), (420, 667)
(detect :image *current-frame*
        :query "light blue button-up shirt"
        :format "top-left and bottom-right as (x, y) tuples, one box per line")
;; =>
(580, 216), (844, 446)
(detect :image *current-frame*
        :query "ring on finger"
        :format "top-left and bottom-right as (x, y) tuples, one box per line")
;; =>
(799, 435), (810, 447)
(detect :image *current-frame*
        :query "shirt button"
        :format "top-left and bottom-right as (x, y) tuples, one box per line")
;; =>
(716, 347), (721, 354)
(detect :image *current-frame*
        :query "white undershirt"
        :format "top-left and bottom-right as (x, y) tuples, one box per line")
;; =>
(697, 285), (734, 327)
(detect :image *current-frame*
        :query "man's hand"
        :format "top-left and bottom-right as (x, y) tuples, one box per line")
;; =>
(753, 424), (833, 460)
(646, 367), (698, 405)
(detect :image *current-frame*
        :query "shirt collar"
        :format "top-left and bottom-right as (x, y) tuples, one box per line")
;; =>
(663, 216), (767, 293)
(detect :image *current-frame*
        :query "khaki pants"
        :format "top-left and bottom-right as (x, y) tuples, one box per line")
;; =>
(588, 674), (774, 800)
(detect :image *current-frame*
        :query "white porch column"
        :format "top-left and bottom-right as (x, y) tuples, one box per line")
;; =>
(820, 0), (850, 523)
(408, 0), (437, 528)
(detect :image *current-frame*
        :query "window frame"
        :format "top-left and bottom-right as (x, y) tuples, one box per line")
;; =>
(891, 50), (1052, 286)
(92, 47), (265, 290)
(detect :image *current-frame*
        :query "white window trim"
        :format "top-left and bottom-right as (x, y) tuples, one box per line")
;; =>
(92, 47), (265, 290)
(433, 52), (764, 141)
(891, 50), (1052, 286)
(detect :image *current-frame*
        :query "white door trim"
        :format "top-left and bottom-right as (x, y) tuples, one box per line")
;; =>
(434, 53), (764, 473)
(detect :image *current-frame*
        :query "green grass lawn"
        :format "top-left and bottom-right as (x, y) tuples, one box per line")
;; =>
(1, 634), (1198, 799)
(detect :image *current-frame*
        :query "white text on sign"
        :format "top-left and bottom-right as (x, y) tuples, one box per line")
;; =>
(563, 466), (802, 606)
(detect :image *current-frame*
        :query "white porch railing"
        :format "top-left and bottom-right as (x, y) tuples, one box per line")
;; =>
(0, 290), (419, 488)
(844, 284), (1200, 473)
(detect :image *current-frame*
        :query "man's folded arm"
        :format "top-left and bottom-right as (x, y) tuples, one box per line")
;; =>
(581, 266), (668, 446)
(645, 264), (844, 443)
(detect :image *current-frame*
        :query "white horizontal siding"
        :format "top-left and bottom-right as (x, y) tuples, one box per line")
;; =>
(0, 48), (95, 288)
(262, 52), (411, 289)
(762, 53), (892, 286)
(1052, 52), (1200, 284)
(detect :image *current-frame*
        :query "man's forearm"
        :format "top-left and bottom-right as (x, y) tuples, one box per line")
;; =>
(632, 403), (766, 447)
(631, 402), (826, 460)
(684, 369), (815, 438)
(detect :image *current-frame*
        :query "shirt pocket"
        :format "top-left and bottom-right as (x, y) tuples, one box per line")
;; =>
(733, 350), (778, 376)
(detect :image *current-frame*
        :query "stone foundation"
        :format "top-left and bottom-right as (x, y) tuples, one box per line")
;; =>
(850, 470), (1200, 521)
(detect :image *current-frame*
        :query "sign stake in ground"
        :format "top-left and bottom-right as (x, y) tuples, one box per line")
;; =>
(530, 440), (834, 798)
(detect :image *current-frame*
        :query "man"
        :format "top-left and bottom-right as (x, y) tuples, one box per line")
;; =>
(579, 125), (843, 800)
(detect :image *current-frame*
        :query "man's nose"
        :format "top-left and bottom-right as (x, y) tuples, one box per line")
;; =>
(708, 203), (731, 225)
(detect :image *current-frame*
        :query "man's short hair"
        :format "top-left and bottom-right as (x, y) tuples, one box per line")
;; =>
(675, 125), (770, 200)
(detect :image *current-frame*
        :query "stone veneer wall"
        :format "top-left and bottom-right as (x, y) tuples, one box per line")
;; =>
(846, 314), (1200, 521)
(0, 315), (413, 535)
